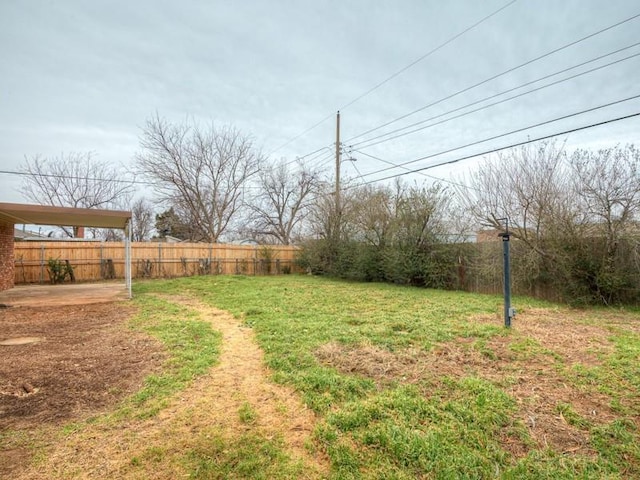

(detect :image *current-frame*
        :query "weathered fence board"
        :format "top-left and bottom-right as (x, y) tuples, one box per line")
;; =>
(14, 241), (300, 284)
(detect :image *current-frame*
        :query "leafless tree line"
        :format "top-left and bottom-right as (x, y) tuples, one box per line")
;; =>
(460, 141), (640, 303)
(19, 152), (134, 238)
(19, 115), (322, 244)
(18, 115), (640, 302)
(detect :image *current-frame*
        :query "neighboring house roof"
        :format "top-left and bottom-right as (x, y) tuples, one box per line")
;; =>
(476, 229), (503, 243)
(157, 235), (189, 243)
(436, 233), (477, 244)
(14, 228), (49, 241)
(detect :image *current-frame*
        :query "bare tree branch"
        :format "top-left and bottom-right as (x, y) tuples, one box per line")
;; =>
(137, 115), (263, 242)
(19, 152), (134, 237)
(460, 140), (577, 258)
(246, 160), (321, 244)
(570, 144), (640, 258)
(131, 197), (155, 241)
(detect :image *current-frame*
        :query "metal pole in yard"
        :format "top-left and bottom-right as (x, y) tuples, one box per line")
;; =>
(490, 217), (515, 328)
(125, 220), (132, 298)
(40, 243), (44, 284)
(500, 231), (512, 327)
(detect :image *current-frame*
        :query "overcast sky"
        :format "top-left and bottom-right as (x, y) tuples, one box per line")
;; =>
(1, 0), (639, 204)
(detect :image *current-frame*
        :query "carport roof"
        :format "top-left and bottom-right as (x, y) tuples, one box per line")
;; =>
(0, 202), (131, 229)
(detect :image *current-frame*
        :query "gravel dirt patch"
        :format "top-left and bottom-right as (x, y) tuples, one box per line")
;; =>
(9, 297), (328, 479)
(0, 302), (166, 478)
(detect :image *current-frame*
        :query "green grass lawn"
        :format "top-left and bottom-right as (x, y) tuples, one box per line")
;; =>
(133, 275), (640, 479)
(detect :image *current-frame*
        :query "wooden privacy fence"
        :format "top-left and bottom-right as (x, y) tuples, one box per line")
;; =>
(13, 241), (301, 284)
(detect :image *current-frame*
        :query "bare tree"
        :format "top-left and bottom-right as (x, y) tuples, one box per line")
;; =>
(462, 140), (578, 257)
(460, 140), (640, 303)
(19, 152), (134, 237)
(349, 179), (449, 247)
(301, 177), (456, 284)
(349, 180), (452, 248)
(390, 181), (450, 248)
(457, 141), (577, 295)
(308, 180), (361, 241)
(570, 145), (640, 254)
(131, 197), (155, 241)
(137, 115), (263, 242)
(350, 183), (395, 248)
(247, 160), (321, 244)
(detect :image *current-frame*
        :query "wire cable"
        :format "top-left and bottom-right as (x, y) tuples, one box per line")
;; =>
(303, 152), (335, 170)
(352, 149), (481, 191)
(355, 93), (640, 179)
(360, 111), (640, 185)
(283, 145), (335, 168)
(352, 45), (640, 149)
(339, 0), (519, 111)
(299, 148), (334, 165)
(266, 0), (519, 157)
(300, 109), (640, 205)
(266, 114), (336, 157)
(343, 158), (367, 184)
(345, 11), (640, 143)
(296, 146), (333, 161)
(0, 169), (153, 186)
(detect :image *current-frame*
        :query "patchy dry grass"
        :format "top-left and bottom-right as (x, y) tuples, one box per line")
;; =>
(12, 291), (326, 480)
(313, 304), (634, 463)
(6, 275), (640, 479)
(157, 275), (639, 479)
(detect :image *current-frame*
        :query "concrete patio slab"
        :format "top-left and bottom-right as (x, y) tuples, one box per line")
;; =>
(0, 283), (129, 307)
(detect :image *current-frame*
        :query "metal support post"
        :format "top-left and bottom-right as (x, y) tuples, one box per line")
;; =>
(125, 219), (132, 298)
(491, 216), (515, 328)
(502, 233), (511, 327)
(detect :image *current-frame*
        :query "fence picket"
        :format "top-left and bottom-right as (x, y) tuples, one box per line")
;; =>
(14, 241), (300, 284)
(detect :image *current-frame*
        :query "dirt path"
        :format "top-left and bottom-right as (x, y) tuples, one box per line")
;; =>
(17, 297), (328, 479)
(156, 296), (327, 468)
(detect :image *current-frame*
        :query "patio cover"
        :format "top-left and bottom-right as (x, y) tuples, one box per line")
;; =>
(0, 202), (130, 229)
(0, 202), (133, 297)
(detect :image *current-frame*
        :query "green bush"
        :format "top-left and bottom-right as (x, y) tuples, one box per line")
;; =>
(298, 236), (640, 306)
(47, 258), (74, 284)
(297, 239), (467, 290)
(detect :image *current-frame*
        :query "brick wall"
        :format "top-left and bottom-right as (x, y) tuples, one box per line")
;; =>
(0, 222), (15, 291)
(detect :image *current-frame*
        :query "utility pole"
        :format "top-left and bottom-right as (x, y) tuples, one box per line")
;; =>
(335, 111), (341, 216)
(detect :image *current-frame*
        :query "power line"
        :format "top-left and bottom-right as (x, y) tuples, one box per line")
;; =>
(359, 111), (640, 186)
(343, 158), (367, 184)
(345, 11), (640, 143)
(1, 155), (338, 190)
(298, 146), (332, 161)
(281, 13), (640, 163)
(313, 152), (336, 168)
(1, 169), (266, 192)
(284, 145), (334, 167)
(282, 151), (335, 175)
(266, 0), (518, 157)
(0, 169), (154, 186)
(338, 0), (519, 111)
(266, 114), (336, 158)
(355, 93), (640, 180)
(351, 45), (640, 149)
(287, 109), (640, 206)
(352, 149), (480, 191)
